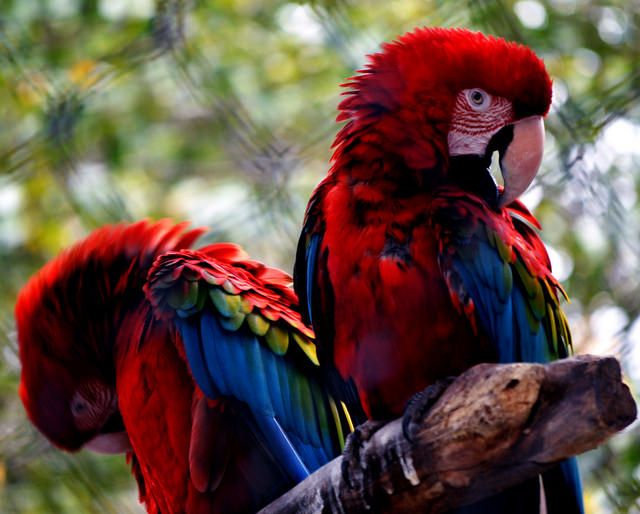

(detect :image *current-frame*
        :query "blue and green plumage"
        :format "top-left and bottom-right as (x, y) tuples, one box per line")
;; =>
(18, 219), (362, 513)
(146, 248), (361, 486)
(433, 191), (571, 365)
(295, 25), (583, 514)
(431, 190), (583, 513)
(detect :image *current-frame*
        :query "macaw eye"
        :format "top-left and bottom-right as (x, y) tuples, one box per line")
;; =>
(70, 393), (91, 417)
(466, 88), (490, 109)
(70, 383), (115, 431)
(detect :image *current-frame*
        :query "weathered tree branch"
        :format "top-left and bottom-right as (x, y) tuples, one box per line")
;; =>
(259, 355), (636, 513)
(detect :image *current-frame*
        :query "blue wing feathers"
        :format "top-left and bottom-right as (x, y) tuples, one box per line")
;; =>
(305, 234), (320, 329)
(513, 287), (546, 363)
(177, 317), (219, 398)
(493, 261), (511, 306)
(563, 458), (585, 513)
(174, 295), (339, 481)
(289, 432), (322, 472)
(477, 250), (497, 290)
(244, 332), (276, 416)
(200, 312), (231, 396)
(310, 380), (334, 456)
(260, 417), (310, 482)
(287, 367), (307, 445)
(298, 377), (321, 448)
(199, 312), (318, 452)
(221, 323), (256, 409)
(150, 248), (353, 490)
(274, 353), (294, 432)
(452, 239), (551, 364)
(261, 349), (286, 421)
(446, 214), (583, 513)
(305, 433), (329, 470)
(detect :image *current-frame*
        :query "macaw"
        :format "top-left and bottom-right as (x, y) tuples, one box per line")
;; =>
(295, 27), (583, 513)
(16, 219), (361, 513)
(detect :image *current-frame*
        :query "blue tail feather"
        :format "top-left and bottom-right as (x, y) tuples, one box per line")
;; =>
(542, 458), (584, 514)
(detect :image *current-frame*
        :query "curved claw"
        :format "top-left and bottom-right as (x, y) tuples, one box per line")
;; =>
(402, 377), (457, 442)
(341, 419), (388, 490)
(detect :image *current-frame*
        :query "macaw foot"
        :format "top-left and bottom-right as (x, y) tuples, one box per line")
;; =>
(402, 376), (457, 442)
(341, 419), (388, 489)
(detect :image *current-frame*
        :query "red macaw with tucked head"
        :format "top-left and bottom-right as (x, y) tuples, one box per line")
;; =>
(295, 27), (583, 513)
(17, 220), (360, 513)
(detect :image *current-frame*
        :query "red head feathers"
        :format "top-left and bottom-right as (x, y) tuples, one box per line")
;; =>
(16, 220), (205, 452)
(332, 27), (553, 206)
(338, 27), (552, 124)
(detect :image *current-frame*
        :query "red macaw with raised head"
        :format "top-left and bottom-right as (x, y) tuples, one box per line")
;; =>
(17, 220), (360, 513)
(295, 27), (583, 513)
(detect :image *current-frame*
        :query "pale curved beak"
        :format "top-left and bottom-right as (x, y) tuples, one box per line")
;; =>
(498, 115), (545, 207)
(85, 431), (132, 454)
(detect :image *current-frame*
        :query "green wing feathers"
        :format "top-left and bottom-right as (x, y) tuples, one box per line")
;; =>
(145, 249), (356, 469)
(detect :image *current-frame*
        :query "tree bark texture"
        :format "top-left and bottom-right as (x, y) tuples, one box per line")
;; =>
(259, 355), (636, 514)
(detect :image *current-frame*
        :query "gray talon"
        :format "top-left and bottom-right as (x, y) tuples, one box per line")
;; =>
(341, 419), (388, 489)
(402, 376), (456, 441)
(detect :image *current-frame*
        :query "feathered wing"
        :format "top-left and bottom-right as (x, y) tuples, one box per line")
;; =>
(145, 247), (357, 486)
(295, 183), (367, 419)
(294, 179), (331, 341)
(432, 189), (583, 514)
(432, 190), (570, 363)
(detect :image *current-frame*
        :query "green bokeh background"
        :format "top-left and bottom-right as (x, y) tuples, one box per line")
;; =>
(0, 0), (638, 512)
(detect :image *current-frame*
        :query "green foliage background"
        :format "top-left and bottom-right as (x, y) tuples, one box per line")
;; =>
(0, 0), (638, 512)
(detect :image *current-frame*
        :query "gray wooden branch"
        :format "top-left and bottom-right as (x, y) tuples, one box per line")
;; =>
(259, 355), (636, 513)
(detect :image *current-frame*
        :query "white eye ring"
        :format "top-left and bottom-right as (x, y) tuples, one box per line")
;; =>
(466, 88), (490, 110)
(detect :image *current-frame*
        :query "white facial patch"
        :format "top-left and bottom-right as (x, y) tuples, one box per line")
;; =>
(447, 89), (514, 156)
(71, 381), (117, 431)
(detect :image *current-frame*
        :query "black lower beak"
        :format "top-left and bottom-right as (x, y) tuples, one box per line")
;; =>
(100, 411), (126, 434)
(486, 124), (515, 157)
(448, 154), (499, 208)
(448, 124), (515, 209)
